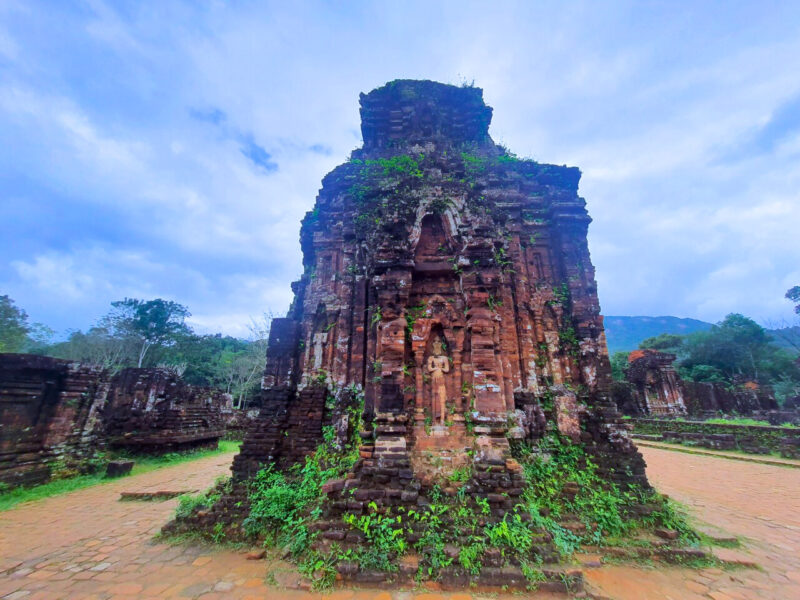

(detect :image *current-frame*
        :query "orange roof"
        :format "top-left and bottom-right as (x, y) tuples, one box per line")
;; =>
(627, 349), (647, 363)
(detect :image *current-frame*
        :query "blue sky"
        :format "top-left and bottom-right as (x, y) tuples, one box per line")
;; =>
(1, 1), (799, 337)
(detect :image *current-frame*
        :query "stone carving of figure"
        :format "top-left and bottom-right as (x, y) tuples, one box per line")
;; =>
(426, 338), (450, 424)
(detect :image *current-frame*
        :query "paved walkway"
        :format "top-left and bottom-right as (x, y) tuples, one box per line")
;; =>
(1, 445), (798, 599)
(585, 446), (800, 600)
(634, 438), (800, 469)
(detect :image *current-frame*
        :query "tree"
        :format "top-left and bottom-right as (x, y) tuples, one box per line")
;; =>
(0, 295), (52, 353)
(162, 332), (250, 387)
(787, 286), (800, 315)
(678, 313), (798, 385)
(768, 286), (800, 354)
(609, 351), (630, 382)
(47, 326), (138, 369)
(0, 295), (30, 352)
(639, 333), (683, 354)
(213, 313), (272, 408)
(103, 298), (192, 367)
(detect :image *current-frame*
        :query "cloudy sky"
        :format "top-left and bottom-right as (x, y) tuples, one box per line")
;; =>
(1, 1), (799, 338)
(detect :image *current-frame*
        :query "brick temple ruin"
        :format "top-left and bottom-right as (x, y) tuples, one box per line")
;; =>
(0, 354), (109, 488)
(103, 367), (227, 453)
(182, 80), (654, 587)
(621, 349), (687, 416)
(0, 353), (230, 489)
(613, 349), (780, 418)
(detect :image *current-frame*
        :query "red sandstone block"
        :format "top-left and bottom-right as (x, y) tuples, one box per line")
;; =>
(320, 479), (344, 494)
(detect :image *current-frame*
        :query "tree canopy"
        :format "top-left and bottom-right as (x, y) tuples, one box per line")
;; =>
(104, 298), (192, 367)
(0, 295), (52, 353)
(787, 286), (800, 315)
(633, 312), (800, 401)
(0, 295), (271, 409)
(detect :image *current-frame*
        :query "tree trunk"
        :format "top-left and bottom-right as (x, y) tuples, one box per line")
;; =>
(137, 340), (150, 368)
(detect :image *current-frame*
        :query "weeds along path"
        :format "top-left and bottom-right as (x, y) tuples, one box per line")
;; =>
(1, 448), (547, 600)
(2, 442), (799, 599)
(585, 445), (800, 600)
(0, 450), (261, 599)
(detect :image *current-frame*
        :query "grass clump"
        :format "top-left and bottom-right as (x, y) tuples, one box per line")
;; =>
(518, 433), (699, 550)
(702, 417), (797, 428)
(0, 440), (241, 512)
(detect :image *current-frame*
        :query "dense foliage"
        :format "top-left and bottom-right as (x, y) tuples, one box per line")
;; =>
(610, 306), (800, 402)
(0, 295), (51, 353)
(0, 294), (268, 407)
(228, 405), (697, 590)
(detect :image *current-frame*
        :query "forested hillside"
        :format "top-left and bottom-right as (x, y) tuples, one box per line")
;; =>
(604, 316), (712, 353)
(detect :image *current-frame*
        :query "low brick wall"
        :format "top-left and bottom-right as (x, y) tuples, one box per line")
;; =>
(631, 418), (800, 458)
(0, 354), (109, 489)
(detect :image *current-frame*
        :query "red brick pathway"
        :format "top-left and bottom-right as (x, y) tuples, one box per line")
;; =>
(585, 446), (800, 600)
(1, 445), (798, 599)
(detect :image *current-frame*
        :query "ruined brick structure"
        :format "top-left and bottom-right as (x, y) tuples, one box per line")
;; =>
(1, 354), (230, 488)
(680, 380), (777, 417)
(613, 350), (779, 418)
(624, 349), (687, 416)
(103, 368), (228, 453)
(223, 80), (648, 520)
(0, 354), (108, 489)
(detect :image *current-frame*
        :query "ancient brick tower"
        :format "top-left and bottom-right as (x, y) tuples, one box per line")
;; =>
(230, 79), (647, 505)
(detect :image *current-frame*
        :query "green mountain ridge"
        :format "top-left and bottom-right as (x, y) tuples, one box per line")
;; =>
(603, 315), (799, 355)
(603, 316), (714, 354)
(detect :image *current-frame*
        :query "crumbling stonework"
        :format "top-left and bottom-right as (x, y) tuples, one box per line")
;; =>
(0, 353), (108, 489)
(624, 349), (687, 416)
(680, 380), (777, 416)
(103, 368), (228, 453)
(195, 81), (651, 579)
(1, 354), (232, 489)
(612, 351), (779, 418)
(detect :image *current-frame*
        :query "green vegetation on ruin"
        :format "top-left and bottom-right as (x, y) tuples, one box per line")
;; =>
(0, 440), (241, 512)
(699, 417), (797, 428)
(174, 406), (703, 591)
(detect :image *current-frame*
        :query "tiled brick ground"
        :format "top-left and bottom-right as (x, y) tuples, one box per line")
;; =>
(1, 445), (798, 599)
(0, 453), (543, 600)
(585, 446), (800, 600)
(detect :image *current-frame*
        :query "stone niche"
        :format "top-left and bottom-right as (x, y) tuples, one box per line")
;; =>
(223, 78), (648, 503)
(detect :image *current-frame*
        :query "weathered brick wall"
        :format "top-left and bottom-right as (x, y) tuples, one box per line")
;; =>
(624, 350), (686, 416)
(1, 355), (236, 487)
(220, 407), (260, 440)
(613, 353), (778, 419)
(0, 354), (109, 489)
(231, 385), (328, 480)
(103, 368), (228, 453)
(632, 417), (800, 455)
(680, 380), (776, 416)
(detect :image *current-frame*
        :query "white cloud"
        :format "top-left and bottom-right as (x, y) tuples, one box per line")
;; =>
(1, 0), (799, 335)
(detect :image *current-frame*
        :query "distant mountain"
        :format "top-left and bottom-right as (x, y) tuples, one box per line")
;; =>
(603, 316), (712, 354)
(603, 316), (800, 356)
(767, 326), (800, 353)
